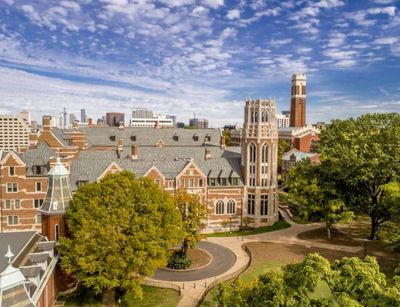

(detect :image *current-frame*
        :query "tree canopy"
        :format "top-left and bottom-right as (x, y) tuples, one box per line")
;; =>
(175, 189), (207, 254)
(316, 113), (400, 239)
(215, 254), (400, 306)
(288, 159), (354, 239)
(60, 171), (183, 299)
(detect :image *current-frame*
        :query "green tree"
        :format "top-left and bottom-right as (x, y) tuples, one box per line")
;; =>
(278, 140), (290, 170)
(378, 182), (400, 251)
(60, 171), (183, 300)
(175, 189), (207, 254)
(223, 130), (231, 146)
(318, 113), (400, 239)
(288, 160), (354, 239)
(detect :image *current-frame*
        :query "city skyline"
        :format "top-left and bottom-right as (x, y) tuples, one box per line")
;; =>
(0, 0), (399, 126)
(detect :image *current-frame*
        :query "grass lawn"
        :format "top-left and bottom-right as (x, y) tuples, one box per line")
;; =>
(62, 285), (180, 307)
(122, 286), (181, 307)
(206, 220), (290, 238)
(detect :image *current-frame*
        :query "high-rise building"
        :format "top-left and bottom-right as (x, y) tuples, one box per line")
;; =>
(276, 113), (290, 128)
(69, 113), (77, 127)
(241, 98), (279, 226)
(130, 108), (174, 128)
(80, 109), (86, 123)
(19, 110), (31, 125)
(62, 107), (67, 128)
(189, 117), (209, 129)
(289, 73), (307, 127)
(106, 112), (125, 127)
(0, 115), (30, 151)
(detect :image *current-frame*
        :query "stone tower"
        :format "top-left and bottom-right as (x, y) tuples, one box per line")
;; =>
(38, 157), (73, 242)
(241, 98), (279, 226)
(289, 73), (307, 127)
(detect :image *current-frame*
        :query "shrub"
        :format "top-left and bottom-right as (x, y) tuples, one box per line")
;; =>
(167, 250), (192, 270)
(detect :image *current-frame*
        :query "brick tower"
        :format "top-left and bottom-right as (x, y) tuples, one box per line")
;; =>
(289, 73), (307, 127)
(241, 98), (279, 227)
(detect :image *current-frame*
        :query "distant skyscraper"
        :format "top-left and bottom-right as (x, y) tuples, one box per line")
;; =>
(80, 109), (86, 123)
(189, 116), (208, 129)
(132, 108), (154, 118)
(106, 112), (125, 127)
(19, 110), (31, 125)
(69, 113), (77, 126)
(130, 108), (174, 128)
(290, 73), (307, 127)
(62, 107), (67, 128)
(0, 114), (31, 151)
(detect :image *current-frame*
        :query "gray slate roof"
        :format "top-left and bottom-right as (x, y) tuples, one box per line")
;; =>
(0, 232), (37, 272)
(70, 146), (243, 190)
(20, 143), (53, 176)
(54, 127), (222, 147)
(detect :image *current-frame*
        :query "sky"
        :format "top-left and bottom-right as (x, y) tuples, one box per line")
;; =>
(0, 0), (399, 127)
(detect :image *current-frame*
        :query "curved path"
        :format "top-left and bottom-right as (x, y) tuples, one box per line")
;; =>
(152, 241), (236, 282)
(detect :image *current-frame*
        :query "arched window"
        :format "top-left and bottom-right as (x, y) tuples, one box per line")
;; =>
(261, 143), (269, 186)
(254, 110), (258, 122)
(261, 144), (269, 164)
(264, 111), (268, 122)
(260, 194), (268, 215)
(249, 143), (256, 163)
(227, 199), (236, 214)
(216, 200), (224, 215)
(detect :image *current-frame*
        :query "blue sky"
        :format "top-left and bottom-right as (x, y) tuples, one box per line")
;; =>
(0, 0), (399, 126)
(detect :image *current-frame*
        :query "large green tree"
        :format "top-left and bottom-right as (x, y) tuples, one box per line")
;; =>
(216, 254), (400, 306)
(60, 171), (183, 299)
(318, 113), (400, 239)
(379, 182), (400, 251)
(175, 189), (207, 254)
(288, 160), (354, 239)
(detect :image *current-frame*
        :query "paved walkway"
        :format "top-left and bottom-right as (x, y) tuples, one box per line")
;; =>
(148, 217), (363, 307)
(153, 241), (236, 281)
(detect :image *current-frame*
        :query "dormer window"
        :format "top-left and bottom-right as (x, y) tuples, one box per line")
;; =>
(205, 135), (211, 142)
(131, 135), (136, 141)
(193, 134), (199, 141)
(110, 135), (116, 141)
(33, 165), (44, 175)
(173, 134), (179, 141)
(9, 167), (15, 176)
(77, 180), (88, 188)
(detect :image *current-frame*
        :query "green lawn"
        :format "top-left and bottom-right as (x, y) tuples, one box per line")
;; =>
(206, 220), (291, 238)
(62, 285), (180, 307)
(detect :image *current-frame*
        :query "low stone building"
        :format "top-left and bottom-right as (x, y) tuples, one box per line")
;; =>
(281, 148), (320, 182)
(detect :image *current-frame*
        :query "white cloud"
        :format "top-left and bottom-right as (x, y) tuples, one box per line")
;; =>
(269, 38), (292, 46)
(60, 1), (81, 11)
(315, 0), (345, 9)
(371, 0), (394, 4)
(201, 0), (224, 9)
(367, 6), (396, 16)
(374, 36), (399, 44)
(227, 9), (240, 20)
(160, 0), (195, 7)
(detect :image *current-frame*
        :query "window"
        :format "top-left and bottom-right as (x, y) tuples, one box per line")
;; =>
(77, 180), (88, 188)
(179, 179), (185, 187)
(130, 135), (136, 141)
(261, 144), (269, 186)
(35, 182), (42, 192)
(193, 134), (199, 141)
(199, 179), (203, 187)
(155, 179), (161, 186)
(5, 200), (11, 209)
(231, 178), (238, 186)
(110, 135), (116, 141)
(36, 214), (42, 224)
(205, 135), (211, 142)
(221, 178), (227, 186)
(34, 199), (44, 208)
(33, 165), (43, 175)
(216, 200), (224, 215)
(7, 183), (17, 193)
(249, 143), (256, 163)
(9, 167), (15, 176)
(173, 134), (179, 141)
(209, 178), (216, 186)
(14, 200), (20, 209)
(247, 194), (255, 215)
(260, 194), (268, 216)
(55, 224), (60, 241)
(189, 179), (194, 188)
(227, 199), (236, 214)
(8, 216), (18, 225)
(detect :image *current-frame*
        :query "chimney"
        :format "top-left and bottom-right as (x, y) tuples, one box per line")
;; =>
(42, 115), (51, 131)
(117, 138), (124, 152)
(118, 121), (124, 130)
(204, 148), (211, 160)
(88, 118), (93, 128)
(72, 120), (78, 129)
(131, 145), (138, 160)
(220, 134), (226, 150)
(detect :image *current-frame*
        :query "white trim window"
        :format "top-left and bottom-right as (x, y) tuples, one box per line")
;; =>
(7, 183), (17, 193)
(9, 166), (15, 176)
(227, 199), (236, 214)
(248, 143), (256, 187)
(35, 182), (42, 192)
(260, 144), (269, 187)
(8, 215), (18, 225)
(247, 194), (255, 215)
(260, 194), (268, 216)
(215, 200), (224, 215)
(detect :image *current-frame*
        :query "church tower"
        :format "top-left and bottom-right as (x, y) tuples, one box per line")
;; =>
(241, 98), (279, 226)
(38, 158), (73, 242)
(289, 73), (307, 127)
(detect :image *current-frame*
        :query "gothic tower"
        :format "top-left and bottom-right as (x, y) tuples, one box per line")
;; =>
(289, 73), (307, 127)
(38, 157), (73, 242)
(241, 98), (279, 226)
